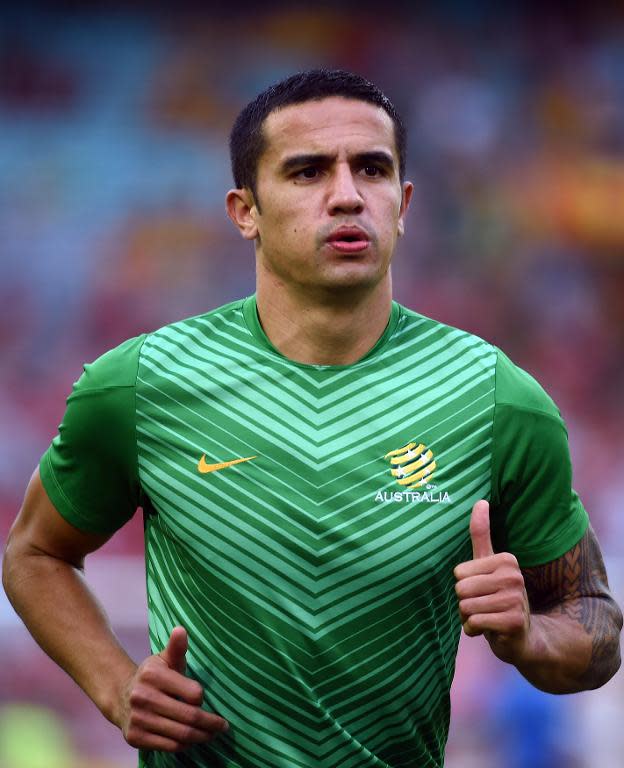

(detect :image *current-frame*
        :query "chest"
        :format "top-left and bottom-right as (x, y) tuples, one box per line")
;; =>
(136, 353), (494, 579)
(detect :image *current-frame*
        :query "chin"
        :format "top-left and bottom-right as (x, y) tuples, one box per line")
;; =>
(317, 269), (387, 296)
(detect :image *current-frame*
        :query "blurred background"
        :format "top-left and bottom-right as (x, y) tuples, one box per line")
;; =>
(1, 1), (623, 766)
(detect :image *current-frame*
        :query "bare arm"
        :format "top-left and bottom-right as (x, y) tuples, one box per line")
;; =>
(455, 500), (622, 694)
(520, 526), (622, 691)
(2, 468), (228, 750)
(2, 467), (133, 718)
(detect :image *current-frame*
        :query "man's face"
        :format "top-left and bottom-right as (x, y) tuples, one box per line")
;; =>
(244, 96), (412, 297)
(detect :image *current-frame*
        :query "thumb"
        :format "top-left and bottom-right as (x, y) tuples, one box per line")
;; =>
(160, 626), (188, 674)
(470, 500), (494, 559)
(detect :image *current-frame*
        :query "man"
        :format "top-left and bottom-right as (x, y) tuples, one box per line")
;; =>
(3, 69), (622, 768)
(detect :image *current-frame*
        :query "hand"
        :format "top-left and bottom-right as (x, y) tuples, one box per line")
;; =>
(117, 626), (229, 752)
(454, 500), (531, 664)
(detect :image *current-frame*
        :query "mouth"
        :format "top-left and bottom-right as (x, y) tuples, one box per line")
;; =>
(325, 227), (371, 254)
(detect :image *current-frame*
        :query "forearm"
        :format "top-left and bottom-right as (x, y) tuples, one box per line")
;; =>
(518, 527), (623, 694)
(4, 470), (227, 754)
(3, 547), (136, 723)
(515, 597), (622, 694)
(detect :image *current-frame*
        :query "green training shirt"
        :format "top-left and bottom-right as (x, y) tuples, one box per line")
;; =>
(40, 297), (588, 768)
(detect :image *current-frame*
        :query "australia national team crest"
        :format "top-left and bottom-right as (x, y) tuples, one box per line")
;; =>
(375, 441), (452, 504)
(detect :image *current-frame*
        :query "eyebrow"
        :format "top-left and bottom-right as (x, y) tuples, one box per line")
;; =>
(279, 150), (396, 175)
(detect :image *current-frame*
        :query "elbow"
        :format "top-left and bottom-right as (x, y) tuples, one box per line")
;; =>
(605, 604), (624, 684)
(611, 647), (622, 681)
(2, 537), (16, 605)
(590, 646), (621, 691)
(615, 601), (624, 636)
(605, 607), (624, 683)
(583, 606), (623, 691)
(2, 527), (35, 607)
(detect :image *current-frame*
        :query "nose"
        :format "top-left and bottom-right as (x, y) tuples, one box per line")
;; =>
(327, 164), (364, 215)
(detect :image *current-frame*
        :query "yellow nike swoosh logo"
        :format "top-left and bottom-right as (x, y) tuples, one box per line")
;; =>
(197, 454), (257, 474)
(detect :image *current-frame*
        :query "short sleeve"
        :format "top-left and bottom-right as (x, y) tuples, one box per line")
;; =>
(490, 351), (589, 567)
(39, 335), (147, 535)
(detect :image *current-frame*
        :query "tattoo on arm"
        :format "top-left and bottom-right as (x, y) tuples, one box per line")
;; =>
(522, 526), (623, 686)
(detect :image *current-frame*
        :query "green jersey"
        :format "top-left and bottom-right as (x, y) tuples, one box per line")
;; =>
(40, 297), (588, 768)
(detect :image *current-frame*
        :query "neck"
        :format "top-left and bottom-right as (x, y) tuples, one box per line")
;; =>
(255, 273), (393, 366)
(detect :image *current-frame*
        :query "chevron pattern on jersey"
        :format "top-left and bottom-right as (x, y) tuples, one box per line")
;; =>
(136, 299), (496, 768)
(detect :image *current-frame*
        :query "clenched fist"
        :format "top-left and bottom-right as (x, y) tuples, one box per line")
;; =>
(454, 500), (531, 664)
(116, 626), (229, 752)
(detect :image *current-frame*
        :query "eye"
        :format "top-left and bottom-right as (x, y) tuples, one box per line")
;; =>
(363, 165), (382, 177)
(298, 167), (319, 180)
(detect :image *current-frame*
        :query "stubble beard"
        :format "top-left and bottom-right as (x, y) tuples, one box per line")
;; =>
(311, 227), (390, 296)
(257, 228), (393, 307)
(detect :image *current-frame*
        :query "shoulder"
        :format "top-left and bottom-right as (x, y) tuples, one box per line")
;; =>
(394, 303), (498, 371)
(393, 306), (562, 417)
(149, 298), (246, 339)
(490, 351), (569, 484)
(494, 349), (561, 421)
(79, 299), (248, 391)
(396, 304), (494, 347)
(75, 334), (147, 393)
(139, 298), (248, 355)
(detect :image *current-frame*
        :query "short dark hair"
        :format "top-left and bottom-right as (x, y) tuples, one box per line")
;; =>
(229, 69), (406, 202)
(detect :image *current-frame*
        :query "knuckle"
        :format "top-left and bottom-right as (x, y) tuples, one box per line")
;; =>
(506, 612), (525, 632)
(511, 577), (525, 593)
(128, 689), (144, 708)
(159, 738), (183, 753)
(128, 709), (148, 730)
(176, 724), (195, 743)
(503, 570), (524, 590)
(189, 708), (206, 728)
(514, 592), (527, 610)
(463, 616), (477, 634)
(188, 681), (204, 704)
(458, 598), (471, 616)
(514, 611), (528, 629)
(501, 552), (519, 569)
(501, 589), (520, 607)
(140, 664), (160, 686)
(178, 722), (208, 745)
(124, 727), (141, 748)
(128, 684), (150, 709)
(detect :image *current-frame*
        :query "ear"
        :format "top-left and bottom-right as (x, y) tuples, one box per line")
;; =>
(397, 181), (414, 237)
(226, 188), (259, 240)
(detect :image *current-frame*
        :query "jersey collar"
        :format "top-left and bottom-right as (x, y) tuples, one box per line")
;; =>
(241, 295), (401, 369)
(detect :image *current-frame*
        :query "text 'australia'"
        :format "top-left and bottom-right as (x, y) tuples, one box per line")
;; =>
(375, 490), (452, 504)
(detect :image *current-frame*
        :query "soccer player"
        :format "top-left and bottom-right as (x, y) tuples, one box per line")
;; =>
(3, 70), (622, 768)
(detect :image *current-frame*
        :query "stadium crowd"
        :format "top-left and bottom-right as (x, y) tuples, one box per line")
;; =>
(1, 4), (623, 766)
